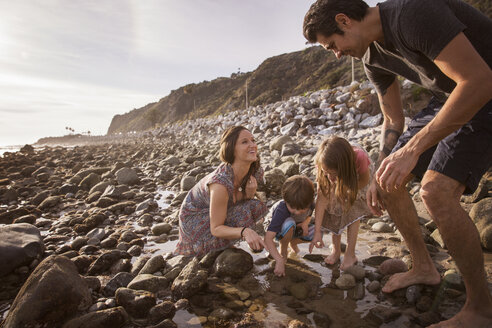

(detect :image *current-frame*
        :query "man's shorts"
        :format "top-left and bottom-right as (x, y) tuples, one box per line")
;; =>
(275, 217), (315, 241)
(392, 97), (492, 194)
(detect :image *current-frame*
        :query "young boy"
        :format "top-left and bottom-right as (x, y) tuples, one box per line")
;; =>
(264, 175), (315, 277)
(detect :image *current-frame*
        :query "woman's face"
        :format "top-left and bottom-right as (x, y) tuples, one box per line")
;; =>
(233, 129), (257, 164)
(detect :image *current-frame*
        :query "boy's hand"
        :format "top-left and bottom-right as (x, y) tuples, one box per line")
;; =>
(274, 259), (285, 277)
(308, 231), (324, 253)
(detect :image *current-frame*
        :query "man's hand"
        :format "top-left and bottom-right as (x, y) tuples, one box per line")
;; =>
(366, 178), (385, 216)
(309, 231), (324, 253)
(376, 146), (418, 192)
(274, 259), (286, 277)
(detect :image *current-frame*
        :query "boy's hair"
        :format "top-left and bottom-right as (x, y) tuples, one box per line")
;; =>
(314, 136), (358, 210)
(282, 175), (315, 210)
(303, 0), (369, 43)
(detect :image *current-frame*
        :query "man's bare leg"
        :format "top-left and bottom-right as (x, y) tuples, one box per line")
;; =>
(325, 233), (341, 265)
(379, 175), (440, 292)
(341, 220), (360, 270)
(421, 171), (492, 327)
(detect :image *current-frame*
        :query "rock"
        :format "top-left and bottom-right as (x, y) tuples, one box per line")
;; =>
(270, 135), (293, 151)
(127, 274), (170, 293)
(371, 222), (393, 233)
(38, 195), (62, 210)
(281, 143), (301, 157)
(430, 229), (445, 248)
(103, 272), (135, 296)
(89, 181), (111, 195)
(147, 319), (177, 328)
(171, 258), (208, 300)
(139, 255), (166, 274)
(264, 168), (286, 195)
(405, 285), (421, 305)
(115, 167), (139, 186)
(87, 250), (131, 275)
(148, 301), (176, 324)
(367, 280), (380, 293)
(115, 287), (156, 318)
(180, 176), (196, 191)
(277, 161), (299, 177)
(0, 207), (30, 224)
(379, 258), (408, 275)
(443, 270), (463, 290)
(3, 255), (91, 327)
(344, 265), (365, 280)
(348, 282), (365, 300)
(359, 113), (382, 128)
(12, 214), (37, 225)
(62, 306), (129, 328)
(362, 255), (391, 267)
(480, 225), (492, 250)
(0, 223), (44, 277)
(288, 283), (310, 300)
(288, 319), (309, 328)
(152, 223), (173, 236)
(214, 248), (253, 278)
(470, 198), (492, 250)
(369, 306), (401, 324)
(302, 254), (325, 262)
(335, 273), (356, 290)
(79, 173), (101, 191)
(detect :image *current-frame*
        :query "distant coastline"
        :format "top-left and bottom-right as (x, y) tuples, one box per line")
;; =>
(0, 145), (22, 157)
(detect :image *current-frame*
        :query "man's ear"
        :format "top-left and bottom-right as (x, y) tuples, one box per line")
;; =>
(334, 13), (351, 29)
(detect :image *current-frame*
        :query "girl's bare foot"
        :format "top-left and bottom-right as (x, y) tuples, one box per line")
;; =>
(340, 254), (358, 270)
(324, 251), (340, 265)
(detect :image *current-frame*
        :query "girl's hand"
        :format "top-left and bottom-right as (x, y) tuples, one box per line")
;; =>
(243, 227), (265, 251)
(309, 231), (324, 253)
(366, 178), (385, 216)
(245, 176), (257, 199)
(274, 259), (286, 277)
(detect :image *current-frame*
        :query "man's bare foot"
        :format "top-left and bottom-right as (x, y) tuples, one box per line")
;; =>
(428, 306), (492, 328)
(340, 254), (358, 270)
(382, 268), (441, 293)
(324, 252), (340, 265)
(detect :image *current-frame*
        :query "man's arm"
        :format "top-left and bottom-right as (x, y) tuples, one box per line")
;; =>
(377, 32), (492, 191)
(366, 79), (405, 215)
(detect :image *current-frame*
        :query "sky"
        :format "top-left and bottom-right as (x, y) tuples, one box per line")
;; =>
(0, 0), (379, 147)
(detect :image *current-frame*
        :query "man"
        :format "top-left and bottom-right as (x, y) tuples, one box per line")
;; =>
(303, 0), (492, 326)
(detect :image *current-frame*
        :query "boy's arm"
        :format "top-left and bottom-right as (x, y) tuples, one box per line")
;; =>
(264, 231), (284, 263)
(300, 215), (311, 236)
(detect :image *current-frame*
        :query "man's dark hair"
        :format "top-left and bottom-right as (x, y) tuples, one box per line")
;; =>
(303, 0), (369, 43)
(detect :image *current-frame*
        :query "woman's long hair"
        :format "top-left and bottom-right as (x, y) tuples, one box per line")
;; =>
(314, 136), (358, 211)
(219, 126), (260, 195)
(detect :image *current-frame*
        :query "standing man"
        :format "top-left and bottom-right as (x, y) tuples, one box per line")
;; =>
(303, 0), (492, 326)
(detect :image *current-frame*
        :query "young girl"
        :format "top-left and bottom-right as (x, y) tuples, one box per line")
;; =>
(309, 136), (372, 270)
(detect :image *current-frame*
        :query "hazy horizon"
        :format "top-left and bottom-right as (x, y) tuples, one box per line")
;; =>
(0, 0), (379, 147)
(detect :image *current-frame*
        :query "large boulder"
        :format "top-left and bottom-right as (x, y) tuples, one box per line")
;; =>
(470, 197), (492, 250)
(3, 255), (91, 328)
(213, 248), (253, 278)
(115, 287), (156, 318)
(0, 223), (44, 277)
(171, 258), (208, 300)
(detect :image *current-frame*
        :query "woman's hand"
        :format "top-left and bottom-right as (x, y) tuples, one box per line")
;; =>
(308, 230), (324, 253)
(244, 176), (257, 199)
(243, 227), (265, 251)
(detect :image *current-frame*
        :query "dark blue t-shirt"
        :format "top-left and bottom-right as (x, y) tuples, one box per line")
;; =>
(266, 200), (315, 233)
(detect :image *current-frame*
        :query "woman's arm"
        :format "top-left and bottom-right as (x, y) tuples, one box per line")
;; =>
(209, 183), (264, 250)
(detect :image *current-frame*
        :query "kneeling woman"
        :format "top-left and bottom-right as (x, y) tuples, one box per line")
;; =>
(176, 126), (267, 256)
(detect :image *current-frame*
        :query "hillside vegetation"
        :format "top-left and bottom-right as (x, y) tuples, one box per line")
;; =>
(107, 0), (490, 134)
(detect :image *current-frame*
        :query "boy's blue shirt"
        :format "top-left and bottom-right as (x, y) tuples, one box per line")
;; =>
(266, 200), (315, 233)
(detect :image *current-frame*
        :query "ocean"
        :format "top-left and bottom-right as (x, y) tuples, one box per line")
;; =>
(0, 145), (22, 157)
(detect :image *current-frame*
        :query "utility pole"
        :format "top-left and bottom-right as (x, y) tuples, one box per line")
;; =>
(245, 80), (249, 110)
(351, 57), (355, 83)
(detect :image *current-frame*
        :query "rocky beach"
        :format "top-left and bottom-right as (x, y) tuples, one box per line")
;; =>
(1, 80), (491, 328)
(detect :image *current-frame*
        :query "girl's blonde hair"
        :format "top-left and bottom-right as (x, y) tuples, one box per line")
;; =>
(314, 136), (358, 210)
